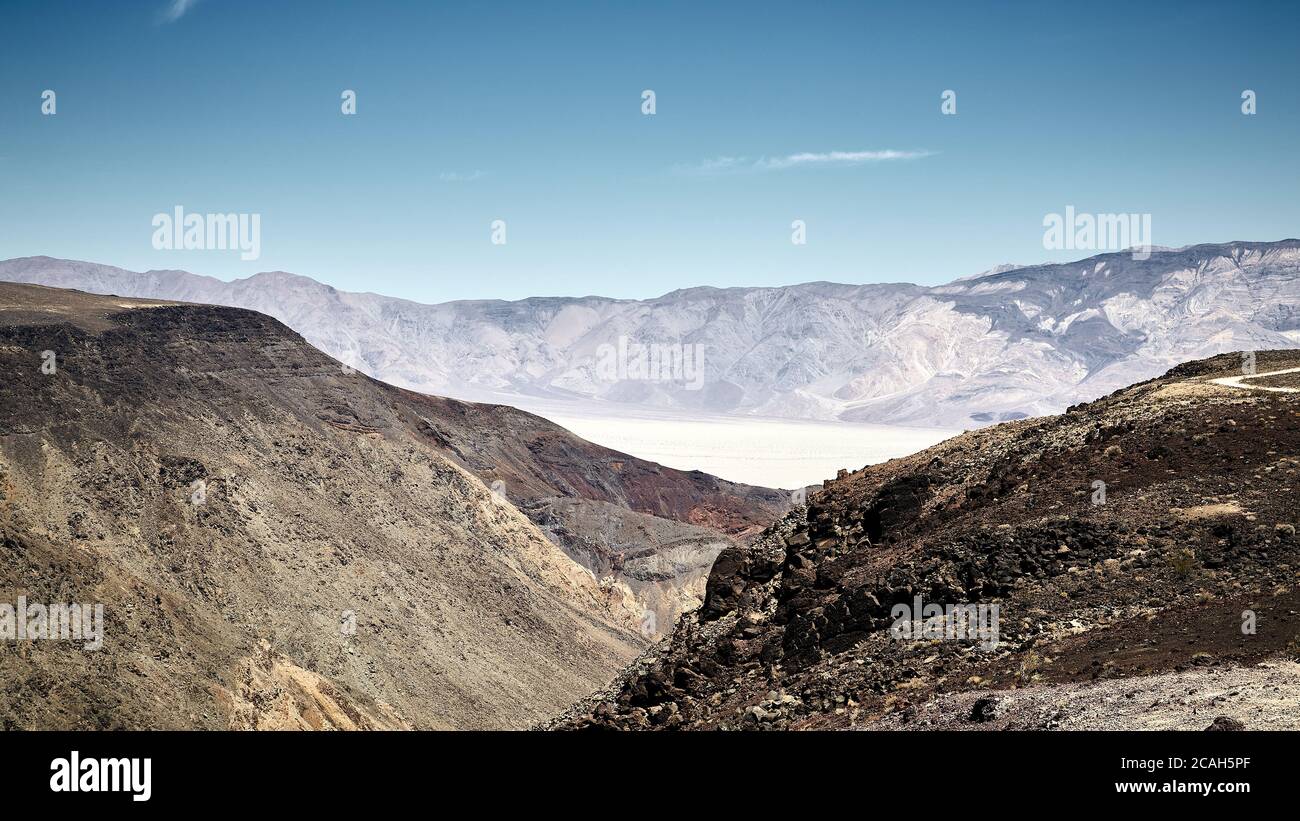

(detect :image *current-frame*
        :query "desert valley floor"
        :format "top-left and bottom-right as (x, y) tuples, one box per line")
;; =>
(518, 399), (959, 490)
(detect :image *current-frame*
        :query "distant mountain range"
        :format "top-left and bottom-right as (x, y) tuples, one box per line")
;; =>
(4, 240), (1298, 428)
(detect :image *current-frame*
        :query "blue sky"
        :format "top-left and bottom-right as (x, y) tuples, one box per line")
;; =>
(1, 0), (1297, 302)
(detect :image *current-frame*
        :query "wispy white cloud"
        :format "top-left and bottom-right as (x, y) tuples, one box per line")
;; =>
(438, 170), (485, 182)
(678, 149), (934, 175)
(693, 156), (747, 174)
(756, 149), (933, 169)
(159, 0), (200, 24)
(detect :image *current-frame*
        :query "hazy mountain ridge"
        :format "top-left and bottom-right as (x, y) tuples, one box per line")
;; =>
(3, 239), (1298, 428)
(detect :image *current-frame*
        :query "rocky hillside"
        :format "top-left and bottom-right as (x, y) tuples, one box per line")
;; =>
(6, 240), (1298, 428)
(552, 350), (1300, 730)
(0, 283), (771, 729)
(385, 392), (786, 630)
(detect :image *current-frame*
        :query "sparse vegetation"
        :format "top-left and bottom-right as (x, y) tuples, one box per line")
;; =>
(1018, 651), (1044, 685)
(1168, 546), (1200, 579)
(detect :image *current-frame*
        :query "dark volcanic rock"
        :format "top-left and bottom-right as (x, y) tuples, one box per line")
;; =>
(551, 349), (1300, 731)
(968, 697), (1002, 723)
(1205, 716), (1246, 732)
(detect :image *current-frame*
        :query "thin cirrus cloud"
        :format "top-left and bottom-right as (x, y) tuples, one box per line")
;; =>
(678, 149), (934, 175)
(158, 0), (199, 24)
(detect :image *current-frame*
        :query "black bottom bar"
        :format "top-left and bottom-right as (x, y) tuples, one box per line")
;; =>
(5, 730), (1284, 808)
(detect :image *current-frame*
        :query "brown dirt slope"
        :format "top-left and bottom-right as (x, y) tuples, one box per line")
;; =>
(394, 392), (786, 630)
(2, 279), (790, 638)
(552, 350), (1300, 730)
(404, 391), (785, 538)
(0, 283), (649, 729)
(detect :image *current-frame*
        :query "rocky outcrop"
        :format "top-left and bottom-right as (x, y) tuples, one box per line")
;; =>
(552, 350), (1300, 730)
